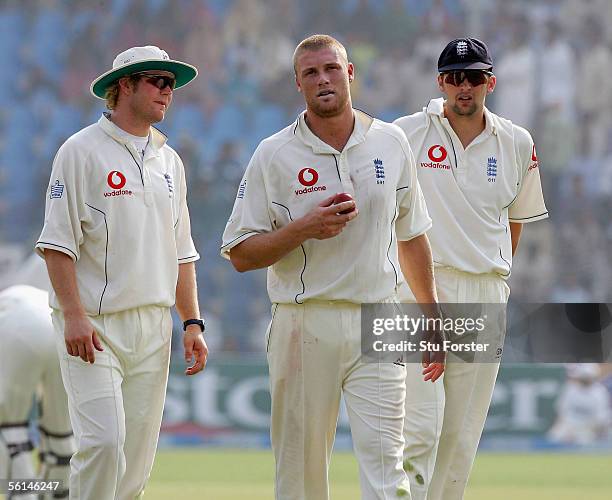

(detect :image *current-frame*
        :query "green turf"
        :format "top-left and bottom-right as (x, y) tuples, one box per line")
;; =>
(143, 449), (612, 500)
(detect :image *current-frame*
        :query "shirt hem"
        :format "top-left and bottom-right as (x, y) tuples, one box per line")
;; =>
(508, 211), (549, 223)
(220, 232), (260, 259)
(35, 242), (78, 261)
(396, 221), (433, 241)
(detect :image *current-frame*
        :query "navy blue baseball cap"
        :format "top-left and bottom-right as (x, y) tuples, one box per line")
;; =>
(437, 38), (493, 72)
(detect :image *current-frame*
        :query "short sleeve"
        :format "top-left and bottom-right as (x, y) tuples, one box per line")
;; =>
(395, 139), (432, 240)
(174, 154), (200, 263)
(220, 147), (273, 259)
(508, 136), (549, 223)
(35, 142), (86, 261)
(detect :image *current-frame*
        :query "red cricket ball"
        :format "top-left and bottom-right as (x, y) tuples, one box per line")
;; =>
(333, 192), (356, 214)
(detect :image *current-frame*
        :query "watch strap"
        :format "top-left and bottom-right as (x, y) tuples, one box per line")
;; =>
(183, 318), (205, 333)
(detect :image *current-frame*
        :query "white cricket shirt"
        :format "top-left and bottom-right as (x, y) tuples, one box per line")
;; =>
(394, 98), (548, 277)
(36, 114), (199, 315)
(221, 110), (432, 304)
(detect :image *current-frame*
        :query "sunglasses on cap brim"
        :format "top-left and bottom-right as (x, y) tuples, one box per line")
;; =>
(441, 70), (493, 87)
(130, 71), (177, 90)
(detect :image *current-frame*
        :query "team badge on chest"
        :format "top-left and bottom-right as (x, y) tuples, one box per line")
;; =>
(487, 157), (497, 182)
(373, 158), (385, 184)
(164, 173), (174, 197)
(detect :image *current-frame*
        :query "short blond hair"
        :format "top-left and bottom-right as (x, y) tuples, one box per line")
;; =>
(103, 75), (141, 110)
(293, 34), (348, 75)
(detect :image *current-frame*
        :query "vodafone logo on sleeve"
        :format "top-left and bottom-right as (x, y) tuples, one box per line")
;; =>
(296, 167), (327, 196)
(528, 144), (539, 171)
(421, 145), (451, 170)
(104, 170), (133, 197)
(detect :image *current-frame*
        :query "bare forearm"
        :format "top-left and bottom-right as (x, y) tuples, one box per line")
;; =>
(43, 249), (86, 317)
(175, 262), (200, 321)
(510, 222), (523, 256)
(229, 195), (358, 272)
(398, 234), (438, 303)
(229, 222), (307, 272)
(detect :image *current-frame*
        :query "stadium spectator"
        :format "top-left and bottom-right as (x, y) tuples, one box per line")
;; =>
(494, 13), (537, 129)
(575, 17), (612, 157)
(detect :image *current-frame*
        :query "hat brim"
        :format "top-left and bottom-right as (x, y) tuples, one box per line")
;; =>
(438, 61), (493, 72)
(90, 59), (198, 99)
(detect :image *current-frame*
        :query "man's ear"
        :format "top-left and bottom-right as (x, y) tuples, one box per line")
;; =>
(486, 74), (497, 94)
(118, 76), (134, 96)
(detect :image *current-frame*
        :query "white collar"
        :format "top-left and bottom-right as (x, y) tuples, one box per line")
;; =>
(426, 97), (497, 136)
(294, 108), (374, 154)
(98, 113), (168, 150)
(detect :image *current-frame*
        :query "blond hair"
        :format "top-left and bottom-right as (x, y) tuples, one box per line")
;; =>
(293, 34), (348, 75)
(103, 75), (141, 110)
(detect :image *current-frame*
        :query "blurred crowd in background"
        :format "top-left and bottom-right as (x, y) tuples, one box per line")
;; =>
(0, 0), (611, 353)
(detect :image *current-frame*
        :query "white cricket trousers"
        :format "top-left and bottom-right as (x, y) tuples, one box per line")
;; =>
(0, 286), (74, 500)
(403, 268), (509, 500)
(52, 305), (172, 500)
(267, 301), (411, 500)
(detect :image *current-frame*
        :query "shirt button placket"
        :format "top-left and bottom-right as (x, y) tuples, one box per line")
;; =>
(143, 159), (154, 206)
(338, 152), (354, 194)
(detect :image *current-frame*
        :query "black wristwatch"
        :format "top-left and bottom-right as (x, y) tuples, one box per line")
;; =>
(183, 318), (205, 333)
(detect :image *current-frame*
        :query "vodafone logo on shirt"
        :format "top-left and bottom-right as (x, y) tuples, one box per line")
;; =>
(296, 167), (327, 196)
(107, 170), (126, 189)
(421, 145), (451, 170)
(298, 167), (319, 186)
(428, 145), (447, 162)
(104, 170), (133, 197)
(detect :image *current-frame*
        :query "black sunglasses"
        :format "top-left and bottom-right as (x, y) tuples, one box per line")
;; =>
(132, 72), (176, 90)
(441, 70), (492, 87)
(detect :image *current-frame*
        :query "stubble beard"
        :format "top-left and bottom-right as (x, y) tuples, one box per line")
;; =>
(145, 105), (165, 124)
(130, 98), (165, 125)
(308, 90), (349, 119)
(451, 101), (478, 116)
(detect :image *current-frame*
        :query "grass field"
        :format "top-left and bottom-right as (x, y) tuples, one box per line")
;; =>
(144, 449), (612, 500)
(2, 449), (609, 499)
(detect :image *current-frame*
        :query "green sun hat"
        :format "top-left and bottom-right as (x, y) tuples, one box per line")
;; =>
(90, 45), (198, 99)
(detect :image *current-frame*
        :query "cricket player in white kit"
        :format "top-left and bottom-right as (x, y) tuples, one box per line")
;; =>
(222, 35), (443, 500)
(0, 258), (74, 499)
(36, 46), (208, 499)
(394, 38), (548, 500)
